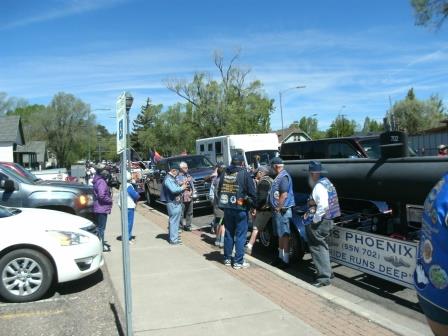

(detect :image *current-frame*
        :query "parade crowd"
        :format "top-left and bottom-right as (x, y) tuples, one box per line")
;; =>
(85, 153), (447, 335)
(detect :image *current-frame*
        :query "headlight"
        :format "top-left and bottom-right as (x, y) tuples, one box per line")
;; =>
(47, 230), (90, 246)
(77, 194), (94, 207)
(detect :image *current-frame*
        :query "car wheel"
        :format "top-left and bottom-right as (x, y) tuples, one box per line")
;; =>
(0, 249), (54, 303)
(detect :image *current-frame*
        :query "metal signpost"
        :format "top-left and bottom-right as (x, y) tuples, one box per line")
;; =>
(116, 92), (133, 336)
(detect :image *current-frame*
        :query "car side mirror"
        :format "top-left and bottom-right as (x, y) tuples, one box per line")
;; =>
(1, 179), (16, 192)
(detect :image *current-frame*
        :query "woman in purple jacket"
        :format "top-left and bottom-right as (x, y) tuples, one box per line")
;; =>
(93, 166), (113, 252)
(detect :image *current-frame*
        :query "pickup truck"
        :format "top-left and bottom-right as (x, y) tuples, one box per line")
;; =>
(144, 155), (214, 209)
(0, 163), (95, 221)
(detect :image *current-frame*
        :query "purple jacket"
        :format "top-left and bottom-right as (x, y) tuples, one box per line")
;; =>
(93, 174), (113, 214)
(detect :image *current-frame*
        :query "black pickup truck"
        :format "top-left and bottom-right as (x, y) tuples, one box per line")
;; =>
(144, 155), (214, 209)
(0, 163), (95, 220)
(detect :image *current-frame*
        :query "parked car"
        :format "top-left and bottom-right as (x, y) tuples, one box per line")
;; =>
(0, 205), (103, 302)
(145, 155), (214, 209)
(0, 163), (95, 220)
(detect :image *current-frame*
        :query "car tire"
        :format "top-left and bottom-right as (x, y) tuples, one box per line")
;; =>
(0, 249), (54, 303)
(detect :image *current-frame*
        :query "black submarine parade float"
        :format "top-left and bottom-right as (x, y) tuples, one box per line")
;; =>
(257, 129), (448, 289)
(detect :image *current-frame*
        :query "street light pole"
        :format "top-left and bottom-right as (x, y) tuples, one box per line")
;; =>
(278, 85), (306, 141)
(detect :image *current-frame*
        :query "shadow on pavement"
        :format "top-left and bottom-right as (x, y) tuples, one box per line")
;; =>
(155, 233), (169, 241)
(110, 302), (125, 336)
(203, 250), (224, 264)
(56, 269), (104, 296)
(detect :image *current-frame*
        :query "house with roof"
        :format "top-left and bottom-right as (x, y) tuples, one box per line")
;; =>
(0, 116), (25, 163)
(16, 141), (48, 170)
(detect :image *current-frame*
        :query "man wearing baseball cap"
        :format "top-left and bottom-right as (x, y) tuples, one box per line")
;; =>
(269, 157), (295, 269)
(438, 144), (447, 157)
(304, 161), (341, 287)
(217, 154), (256, 269)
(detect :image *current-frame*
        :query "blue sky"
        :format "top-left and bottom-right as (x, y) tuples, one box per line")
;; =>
(1, 0), (447, 132)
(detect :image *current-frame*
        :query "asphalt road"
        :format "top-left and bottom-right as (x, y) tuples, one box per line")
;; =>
(0, 266), (122, 336)
(150, 200), (425, 324)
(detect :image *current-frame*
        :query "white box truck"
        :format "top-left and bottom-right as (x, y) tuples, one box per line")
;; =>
(196, 133), (280, 167)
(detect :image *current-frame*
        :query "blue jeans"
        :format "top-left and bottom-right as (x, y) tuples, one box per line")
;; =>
(223, 208), (248, 264)
(167, 202), (182, 243)
(128, 208), (135, 238)
(95, 213), (108, 245)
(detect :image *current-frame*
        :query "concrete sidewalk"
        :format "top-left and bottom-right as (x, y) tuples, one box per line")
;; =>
(104, 202), (321, 335)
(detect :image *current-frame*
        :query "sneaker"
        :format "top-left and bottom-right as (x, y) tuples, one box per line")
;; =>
(218, 241), (224, 248)
(245, 244), (253, 255)
(223, 259), (232, 266)
(183, 225), (192, 232)
(233, 261), (250, 269)
(214, 240), (220, 246)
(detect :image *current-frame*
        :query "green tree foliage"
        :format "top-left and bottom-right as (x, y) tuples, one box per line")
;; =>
(40, 92), (93, 168)
(131, 98), (163, 158)
(166, 51), (274, 138)
(296, 116), (327, 139)
(326, 115), (358, 138)
(387, 88), (446, 134)
(411, 0), (448, 27)
(94, 125), (118, 162)
(361, 117), (384, 134)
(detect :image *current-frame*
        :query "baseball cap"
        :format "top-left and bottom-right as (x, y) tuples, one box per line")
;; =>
(270, 157), (283, 165)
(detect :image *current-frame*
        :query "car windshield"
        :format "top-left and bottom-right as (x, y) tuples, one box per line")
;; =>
(9, 164), (40, 182)
(168, 156), (214, 170)
(0, 166), (30, 184)
(245, 150), (279, 166)
(0, 205), (21, 218)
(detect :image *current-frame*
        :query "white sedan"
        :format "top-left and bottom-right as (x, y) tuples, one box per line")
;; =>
(0, 205), (103, 302)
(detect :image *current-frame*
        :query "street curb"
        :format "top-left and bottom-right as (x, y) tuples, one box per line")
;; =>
(244, 254), (426, 336)
(139, 202), (428, 336)
(101, 261), (125, 336)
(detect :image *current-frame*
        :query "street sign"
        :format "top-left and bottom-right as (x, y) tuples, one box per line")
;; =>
(116, 93), (127, 154)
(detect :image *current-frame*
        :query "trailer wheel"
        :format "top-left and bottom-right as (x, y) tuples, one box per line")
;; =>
(259, 219), (275, 251)
(145, 188), (154, 206)
(289, 229), (305, 264)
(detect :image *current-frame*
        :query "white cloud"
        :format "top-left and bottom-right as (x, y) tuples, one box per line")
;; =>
(1, 28), (447, 132)
(0, 0), (127, 30)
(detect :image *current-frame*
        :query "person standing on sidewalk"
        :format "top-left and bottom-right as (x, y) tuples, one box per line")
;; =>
(118, 171), (140, 244)
(246, 165), (271, 255)
(93, 164), (113, 252)
(161, 167), (188, 245)
(218, 155), (256, 269)
(176, 161), (195, 231)
(269, 157), (295, 269)
(304, 161), (340, 287)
